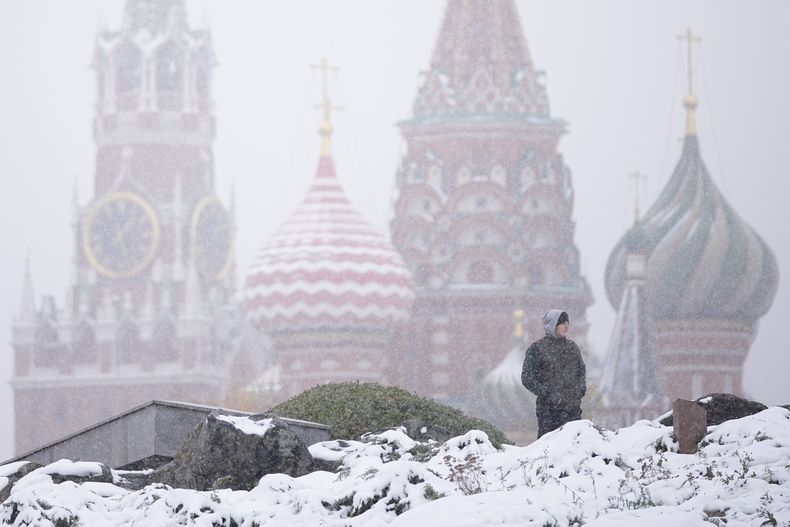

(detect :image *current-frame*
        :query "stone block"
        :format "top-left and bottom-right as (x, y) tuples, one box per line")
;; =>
(673, 398), (707, 454)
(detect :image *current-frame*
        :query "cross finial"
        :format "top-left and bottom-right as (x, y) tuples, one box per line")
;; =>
(310, 57), (342, 156)
(677, 29), (702, 135)
(677, 29), (701, 96)
(629, 172), (648, 224)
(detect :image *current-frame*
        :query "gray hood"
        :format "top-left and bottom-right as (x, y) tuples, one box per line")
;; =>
(543, 309), (566, 338)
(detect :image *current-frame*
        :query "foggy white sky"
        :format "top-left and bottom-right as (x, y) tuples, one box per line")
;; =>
(1, 0), (788, 460)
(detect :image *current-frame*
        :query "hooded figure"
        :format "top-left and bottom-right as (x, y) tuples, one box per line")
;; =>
(521, 309), (586, 438)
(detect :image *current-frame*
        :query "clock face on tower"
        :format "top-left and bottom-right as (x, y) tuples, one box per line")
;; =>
(83, 191), (160, 278)
(191, 195), (234, 280)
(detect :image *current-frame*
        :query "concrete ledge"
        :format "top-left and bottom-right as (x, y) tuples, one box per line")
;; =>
(2, 400), (330, 470)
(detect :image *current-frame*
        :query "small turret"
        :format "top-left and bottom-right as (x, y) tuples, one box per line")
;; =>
(599, 221), (667, 428)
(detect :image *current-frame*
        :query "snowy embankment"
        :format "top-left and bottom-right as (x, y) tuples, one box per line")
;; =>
(3, 408), (790, 526)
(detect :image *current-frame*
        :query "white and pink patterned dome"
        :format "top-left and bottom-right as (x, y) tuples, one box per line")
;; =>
(244, 154), (414, 331)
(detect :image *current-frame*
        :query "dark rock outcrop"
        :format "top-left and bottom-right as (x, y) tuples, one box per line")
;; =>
(659, 393), (769, 427)
(0, 462), (41, 502)
(151, 413), (314, 491)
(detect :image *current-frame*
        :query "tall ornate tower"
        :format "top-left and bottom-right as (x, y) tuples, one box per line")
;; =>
(604, 31), (779, 401)
(11, 0), (236, 454)
(243, 63), (414, 399)
(389, 0), (592, 408)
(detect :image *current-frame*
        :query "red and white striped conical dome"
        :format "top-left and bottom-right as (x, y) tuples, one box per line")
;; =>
(244, 153), (414, 331)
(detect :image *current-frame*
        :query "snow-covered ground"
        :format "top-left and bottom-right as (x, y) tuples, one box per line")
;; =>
(2, 407), (790, 526)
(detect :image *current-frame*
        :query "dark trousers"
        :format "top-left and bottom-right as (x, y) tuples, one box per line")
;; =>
(536, 399), (582, 438)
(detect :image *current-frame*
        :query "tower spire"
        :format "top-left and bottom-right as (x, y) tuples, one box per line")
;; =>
(411, 0), (550, 121)
(17, 251), (36, 323)
(678, 28), (702, 136)
(310, 57), (341, 157)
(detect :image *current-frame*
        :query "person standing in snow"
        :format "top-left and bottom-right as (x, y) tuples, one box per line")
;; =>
(521, 309), (586, 438)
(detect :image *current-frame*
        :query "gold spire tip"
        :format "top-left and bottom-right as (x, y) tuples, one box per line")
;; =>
(677, 29), (701, 136)
(310, 57), (341, 156)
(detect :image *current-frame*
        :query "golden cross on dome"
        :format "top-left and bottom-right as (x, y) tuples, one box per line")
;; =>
(629, 171), (647, 224)
(677, 29), (702, 135)
(310, 57), (342, 155)
(678, 29), (701, 96)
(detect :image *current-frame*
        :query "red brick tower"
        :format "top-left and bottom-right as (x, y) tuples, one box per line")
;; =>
(11, 0), (236, 454)
(389, 0), (592, 409)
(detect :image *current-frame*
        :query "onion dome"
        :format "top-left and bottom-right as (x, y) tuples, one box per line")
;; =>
(243, 97), (414, 331)
(605, 94), (778, 323)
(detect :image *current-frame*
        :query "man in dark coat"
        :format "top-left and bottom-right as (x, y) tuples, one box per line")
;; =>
(521, 309), (586, 438)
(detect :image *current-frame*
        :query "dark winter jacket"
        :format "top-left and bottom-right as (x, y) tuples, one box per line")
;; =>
(521, 334), (586, 406)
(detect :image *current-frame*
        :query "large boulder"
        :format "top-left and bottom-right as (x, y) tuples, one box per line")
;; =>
(659, 393), (768, 427)
(152, 413), (314, 491)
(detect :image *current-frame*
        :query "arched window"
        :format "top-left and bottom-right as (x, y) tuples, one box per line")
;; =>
(540, 162), (555, 183)
(407, 163), (423, 184)
(467, 261), (494, 284)
(157, 42), (182, 91)
(151, 320), (179, 362)
(73, 322), (97, 365)
(114, 41), (141, 108)
(456, 167), (472, 186)
(116, 321), (141, 364)
(428, 165), (442, 188)
(520, 166), (536, 192)
(33, 322), (59, 368)
(192, 49), (210, 111)
(156, 42), (183, 110)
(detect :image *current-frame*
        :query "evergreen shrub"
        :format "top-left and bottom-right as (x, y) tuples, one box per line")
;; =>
(269, 382), (511, 447)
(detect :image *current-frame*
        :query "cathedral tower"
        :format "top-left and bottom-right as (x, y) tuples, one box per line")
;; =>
(604, 31), (779, 401)
(11, 0), (236, 454)
(389, 0), (592, 408)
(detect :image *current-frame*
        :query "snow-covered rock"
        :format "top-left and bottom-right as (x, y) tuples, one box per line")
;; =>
(152, 413), (314, 491)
